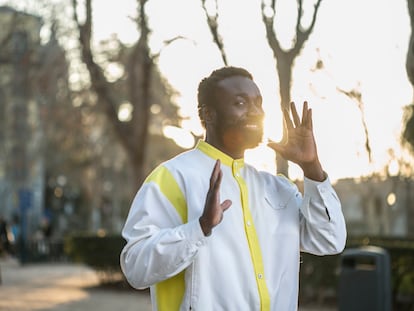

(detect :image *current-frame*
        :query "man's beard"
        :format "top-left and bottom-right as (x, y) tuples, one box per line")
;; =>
(218, 117), (264, 148)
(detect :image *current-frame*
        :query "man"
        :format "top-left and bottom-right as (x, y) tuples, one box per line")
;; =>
(120, 66), (346, 311)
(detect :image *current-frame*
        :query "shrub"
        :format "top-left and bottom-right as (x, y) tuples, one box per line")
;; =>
(64, 233), (126, 284)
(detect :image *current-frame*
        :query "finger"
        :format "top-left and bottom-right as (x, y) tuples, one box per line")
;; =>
(283, 107), (294, 130)
(308, 108), (313, 130)
(301, 101), (308, 125)
(213, 169), (223, 192)
(209, 160), (221, 188)
(290, 102), (300, 127)
(221, 199), (232, 211)
(267, 141), (285, 155)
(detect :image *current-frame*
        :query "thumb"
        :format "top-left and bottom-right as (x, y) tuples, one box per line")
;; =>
(221, 199), (232, 211)
(267, 141), (284, 154)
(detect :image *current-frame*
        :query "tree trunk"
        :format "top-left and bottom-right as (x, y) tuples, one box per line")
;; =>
(406, 0), (414, 86)
(275, 55), (293, 176)
(403, 1), (414, 153)
(405, 1), (414, 237)
(72, 0), (152, 189)
(261, 0), (322, 177)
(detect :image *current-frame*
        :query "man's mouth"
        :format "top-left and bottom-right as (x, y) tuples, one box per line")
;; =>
(244, 123), (261, 130)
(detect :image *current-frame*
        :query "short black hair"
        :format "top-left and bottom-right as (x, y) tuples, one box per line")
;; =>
(197, 66), (253, 127)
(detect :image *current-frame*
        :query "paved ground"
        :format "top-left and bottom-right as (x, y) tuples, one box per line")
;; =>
(0, 257), (335, 311)
(0, 257), (152, 311)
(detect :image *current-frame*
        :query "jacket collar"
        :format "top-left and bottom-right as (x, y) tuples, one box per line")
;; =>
(196, 140), (245, 168)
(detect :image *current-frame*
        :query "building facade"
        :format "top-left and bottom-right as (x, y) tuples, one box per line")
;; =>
(334, 176), (414, 237)
(0, 7), (67, 260)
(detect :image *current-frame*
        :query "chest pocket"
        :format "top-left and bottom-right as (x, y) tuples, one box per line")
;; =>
(263, 182), (298, 211)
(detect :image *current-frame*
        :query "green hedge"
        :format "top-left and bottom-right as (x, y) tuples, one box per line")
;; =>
(299, 236), (414, 308)
(65, 234), (414, 307)
(64, 234), (126, 283)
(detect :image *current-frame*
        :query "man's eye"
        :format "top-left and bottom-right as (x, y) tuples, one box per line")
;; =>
(236, 101), (245, 106)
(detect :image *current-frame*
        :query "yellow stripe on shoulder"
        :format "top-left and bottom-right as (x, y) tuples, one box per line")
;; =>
(145, 165), (187, 223)
(145, 166), (188, 310)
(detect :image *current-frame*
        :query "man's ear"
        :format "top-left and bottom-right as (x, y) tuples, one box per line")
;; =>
(203, 106), (216, 125)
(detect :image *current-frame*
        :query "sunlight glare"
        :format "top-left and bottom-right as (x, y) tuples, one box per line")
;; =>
(117, 102), (133, 122)
(245, 145), (276, 174)
(163, 125), (195, 149)
(387, 192), (396, 206)
(388, 160), (400, 176)
(104, 62), (124, 82)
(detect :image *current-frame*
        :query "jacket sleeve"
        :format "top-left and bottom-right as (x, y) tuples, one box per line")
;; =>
(299, 175), (347, 255)
(120, 180), (207, 289)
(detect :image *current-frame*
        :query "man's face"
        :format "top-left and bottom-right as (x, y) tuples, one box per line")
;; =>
(208, 75), (264, 150)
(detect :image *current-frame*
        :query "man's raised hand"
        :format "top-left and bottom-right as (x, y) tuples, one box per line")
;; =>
(199, 160), (232, 236)
(268, 101), (325, 181)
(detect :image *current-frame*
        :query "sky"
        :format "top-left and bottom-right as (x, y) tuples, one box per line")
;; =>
(5, 0), (410, 182)
(90, 0), (413, 182)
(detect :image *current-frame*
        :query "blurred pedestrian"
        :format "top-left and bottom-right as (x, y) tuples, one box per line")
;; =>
(10, 215), (21, 256)
(0, 217), (11, 257)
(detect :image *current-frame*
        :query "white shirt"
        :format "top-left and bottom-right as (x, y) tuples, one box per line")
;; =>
(120, 140), (347, 311)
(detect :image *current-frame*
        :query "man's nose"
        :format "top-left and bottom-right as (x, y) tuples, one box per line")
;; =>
(248, 103), (264, 116)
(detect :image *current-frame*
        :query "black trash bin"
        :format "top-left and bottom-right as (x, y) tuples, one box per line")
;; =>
(338, 246), (391, 311)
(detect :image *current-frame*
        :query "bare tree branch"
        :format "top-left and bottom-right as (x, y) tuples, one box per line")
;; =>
(0, 10), (24, 62)
(72, 0), (119, 126)
(295, 0), (322, 52)
(0, 11), (18, 48)
(201, 0), (228, 66)
(337, 86), (372, 163)
(152, 35), (195, 60)
(72, 0), (155, 185)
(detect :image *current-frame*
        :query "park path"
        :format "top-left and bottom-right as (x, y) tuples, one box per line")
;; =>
(0, 257), (152, 311)
(0, 257), (334, 311)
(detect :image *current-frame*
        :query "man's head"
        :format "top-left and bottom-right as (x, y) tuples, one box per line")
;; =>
(197, 66), (264, 157)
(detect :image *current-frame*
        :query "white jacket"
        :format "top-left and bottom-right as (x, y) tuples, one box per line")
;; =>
(120, 140), (347, 311)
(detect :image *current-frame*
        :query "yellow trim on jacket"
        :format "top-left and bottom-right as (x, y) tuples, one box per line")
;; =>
(144, 166), (187, 311)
